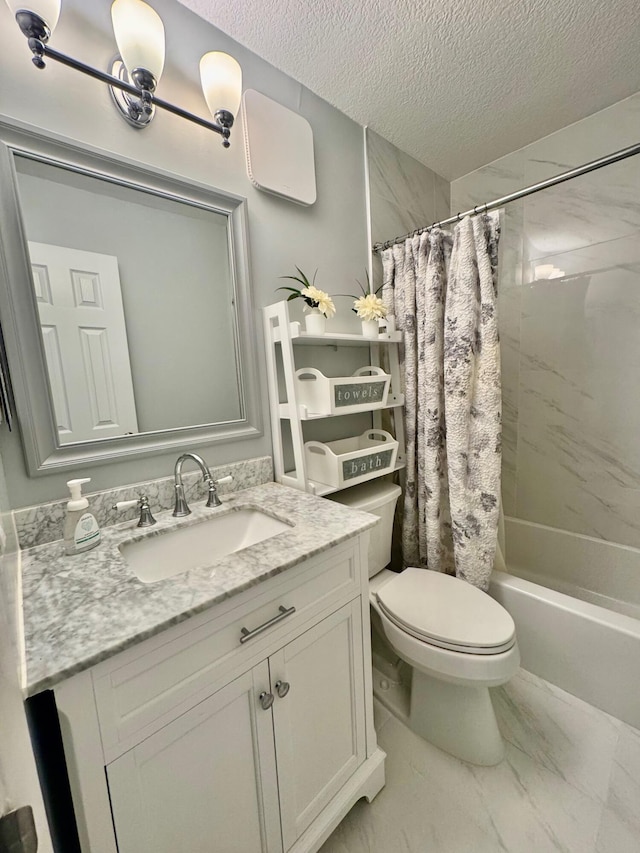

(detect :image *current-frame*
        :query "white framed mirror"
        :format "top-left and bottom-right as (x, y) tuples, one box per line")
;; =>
(0, 122), (261, 475)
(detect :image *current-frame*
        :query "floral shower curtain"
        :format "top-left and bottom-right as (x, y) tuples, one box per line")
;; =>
(381, 214), (501, 591)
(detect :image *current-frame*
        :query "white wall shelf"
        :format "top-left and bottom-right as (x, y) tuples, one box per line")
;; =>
(278, 396), (404, 421)
(273, 321), (403, 347)
(280, 462), (407, 497)
(264, 300), (406, 495)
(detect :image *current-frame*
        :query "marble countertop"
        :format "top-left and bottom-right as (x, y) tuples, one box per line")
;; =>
(21, 482), (377, 697)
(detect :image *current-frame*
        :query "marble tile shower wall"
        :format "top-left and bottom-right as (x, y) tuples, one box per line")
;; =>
(14, 456), (273, 550)
(451, 92), (640, 548)
(366, 129), (450, 291)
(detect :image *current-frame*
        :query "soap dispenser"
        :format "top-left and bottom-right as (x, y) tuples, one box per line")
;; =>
(63, 478), (101, 555)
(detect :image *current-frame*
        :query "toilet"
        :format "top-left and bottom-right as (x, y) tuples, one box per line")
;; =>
(331, 481), (519, 766)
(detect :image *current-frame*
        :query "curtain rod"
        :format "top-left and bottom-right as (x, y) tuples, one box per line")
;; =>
(372, 141), (640, 253)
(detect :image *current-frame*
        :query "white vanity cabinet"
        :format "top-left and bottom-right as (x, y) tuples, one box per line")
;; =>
(107, 661), (282, 853)
(269, 601), (366, 850)
(52, 537), (384, 853)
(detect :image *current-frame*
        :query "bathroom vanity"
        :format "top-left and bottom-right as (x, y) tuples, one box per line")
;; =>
(21, 483), (384, 853)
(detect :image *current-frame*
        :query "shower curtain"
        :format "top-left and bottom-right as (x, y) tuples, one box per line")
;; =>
(381, 214), (501, 590)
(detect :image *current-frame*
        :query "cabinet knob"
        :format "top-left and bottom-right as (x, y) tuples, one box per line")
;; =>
(259, 691), (274, 711)
(275, 680), (290, 699)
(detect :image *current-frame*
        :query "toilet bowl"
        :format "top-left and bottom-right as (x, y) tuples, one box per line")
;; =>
(371, 568), (519, 765)
(330, 481), (519, 766)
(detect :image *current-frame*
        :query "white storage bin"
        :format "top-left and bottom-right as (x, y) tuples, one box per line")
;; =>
(305, 430), (398, 489)
(294, 366), (390, 416)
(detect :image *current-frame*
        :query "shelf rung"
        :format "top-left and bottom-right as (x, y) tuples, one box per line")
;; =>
(279, 396), (405, 421)
(278, 404), (327, 421)
(281, 472), (335, 496)
(274, 321), (402, 346)
(282, 463), (406, 497)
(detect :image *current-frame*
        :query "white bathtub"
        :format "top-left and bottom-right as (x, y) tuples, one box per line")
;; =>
(489, 518), (640, 728)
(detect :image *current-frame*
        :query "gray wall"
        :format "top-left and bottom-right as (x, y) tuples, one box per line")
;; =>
(0, 0), (370, 508)
(0, 448), (52, 848)
(15, 164), (238, 432)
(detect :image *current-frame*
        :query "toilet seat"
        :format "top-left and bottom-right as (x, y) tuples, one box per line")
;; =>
(375, 568), (516, 655)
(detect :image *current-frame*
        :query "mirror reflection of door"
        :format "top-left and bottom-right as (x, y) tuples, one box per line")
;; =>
(28, 242), (138, 444)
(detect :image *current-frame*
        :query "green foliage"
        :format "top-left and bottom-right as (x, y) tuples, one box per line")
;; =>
(276, 267), (320, 307)
(333, 269), (384, 312)
(276, 266), (317, 293)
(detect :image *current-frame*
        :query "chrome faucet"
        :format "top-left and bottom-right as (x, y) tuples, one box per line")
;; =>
(173, 452), (226, 516)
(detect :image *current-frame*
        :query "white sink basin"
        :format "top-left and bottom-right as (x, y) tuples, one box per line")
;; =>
(120, 508), (293, 584)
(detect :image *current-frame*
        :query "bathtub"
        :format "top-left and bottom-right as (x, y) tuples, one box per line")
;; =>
(489, 518), (640, 729)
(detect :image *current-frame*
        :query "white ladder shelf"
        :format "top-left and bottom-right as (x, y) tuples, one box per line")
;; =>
(263, 300), (406, 496)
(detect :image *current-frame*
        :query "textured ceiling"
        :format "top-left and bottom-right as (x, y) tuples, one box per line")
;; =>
(178, 0), (640, 180)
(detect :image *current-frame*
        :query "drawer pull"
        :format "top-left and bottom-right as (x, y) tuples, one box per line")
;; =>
(259, 691), (274, 711)
(240, 605), (296, 644)
(275, 680), (290, 699)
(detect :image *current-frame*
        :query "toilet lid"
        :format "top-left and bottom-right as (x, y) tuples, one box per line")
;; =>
(376, 568), (515, 653)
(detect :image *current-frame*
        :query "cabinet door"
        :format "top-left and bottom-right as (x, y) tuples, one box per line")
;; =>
(106, 661), (282, 853)
(271, 601), (366, 849)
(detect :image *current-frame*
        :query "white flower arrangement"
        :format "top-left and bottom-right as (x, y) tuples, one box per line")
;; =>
(301, 285), (336, 318)
(277, 267), (336, 318)
(337, 271), (388, 322)
(353, 293), (387, 321)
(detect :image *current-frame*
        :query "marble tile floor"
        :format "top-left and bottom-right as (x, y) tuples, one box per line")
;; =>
(320, 669), (640, 853)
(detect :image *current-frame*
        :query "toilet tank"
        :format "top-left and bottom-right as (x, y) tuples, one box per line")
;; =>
(330, 481), (402, 577)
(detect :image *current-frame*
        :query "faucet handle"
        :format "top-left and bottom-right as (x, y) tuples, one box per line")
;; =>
(113, 494), (157, 527)
(205, 474), (233, 508)
(112, 498), (139, 512)
(136, 494), (157, 528)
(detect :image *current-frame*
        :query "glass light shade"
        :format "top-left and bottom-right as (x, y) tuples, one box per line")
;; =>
(200, 52), (242, 119)
(5, 0), (61, 32)
(111, 0), (165, 82)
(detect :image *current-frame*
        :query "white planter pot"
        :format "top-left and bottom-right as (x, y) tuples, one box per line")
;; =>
(305, 310), (326, 335)
(361, 319), (380, 339)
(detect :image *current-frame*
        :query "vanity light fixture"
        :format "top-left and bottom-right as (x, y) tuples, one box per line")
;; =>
(5, 0), (242, 147)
